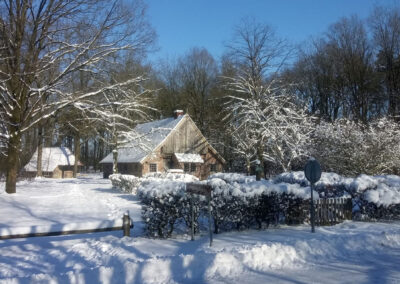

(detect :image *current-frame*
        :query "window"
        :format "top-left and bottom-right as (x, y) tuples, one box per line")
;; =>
(190, 163), (196, 172)
(149, 163), (157, 173)
(210, 164), (217, 172)
(184, 163), (190, 172)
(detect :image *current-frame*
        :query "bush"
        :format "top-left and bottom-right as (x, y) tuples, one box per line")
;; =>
(137, 173), (199, 238)
(109, 174), (141, 194)
(137, 173), (315, 237)
(274, 171), (400, 220)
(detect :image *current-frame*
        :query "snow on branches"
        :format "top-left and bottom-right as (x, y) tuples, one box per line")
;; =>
(224, 77), (314, 172)
(0, 0), (156, 193)
(311, 117), (400, 176)
(73, 76), (155, 173)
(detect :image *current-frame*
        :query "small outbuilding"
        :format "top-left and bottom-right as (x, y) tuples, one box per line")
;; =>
(23, 147), (81, 178)
(100, 111), (226, 179)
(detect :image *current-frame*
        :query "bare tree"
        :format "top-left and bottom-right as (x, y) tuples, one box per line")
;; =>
(178, 48), (218, 134)
(370, 5), (400, 117)
(0, 0), (155, 193)
(327, 15), (378, 123)
(156, 48), (218, 135)
(225, 18), (290, 84)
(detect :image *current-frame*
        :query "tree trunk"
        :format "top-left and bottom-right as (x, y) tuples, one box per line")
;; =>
(37, 126), (44, 177)
(257, 140), (264, 177)
(92, 139), (97, 172)
(85, 140), (89, 171)
(73, 134), (80, 178)
(112, 149), (118, 174)
(246, 157), (251, 176)
(5, 133), (21, 194)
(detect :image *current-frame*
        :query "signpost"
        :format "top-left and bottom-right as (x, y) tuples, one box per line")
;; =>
(186, 183), (213, 247)
(304, 158), (321, 233)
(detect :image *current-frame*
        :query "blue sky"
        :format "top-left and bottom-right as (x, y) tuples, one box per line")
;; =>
(146, 0), (395, 62)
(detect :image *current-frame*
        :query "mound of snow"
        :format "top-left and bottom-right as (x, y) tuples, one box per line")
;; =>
(240, 243), (303, 270)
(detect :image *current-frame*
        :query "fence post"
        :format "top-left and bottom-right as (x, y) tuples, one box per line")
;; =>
(123, 211), (131, 237)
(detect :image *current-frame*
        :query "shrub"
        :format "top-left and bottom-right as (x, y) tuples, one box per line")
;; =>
(274, 171), (400, 220)
(109, 174), (141, 194)
(138, 173), (315, 237)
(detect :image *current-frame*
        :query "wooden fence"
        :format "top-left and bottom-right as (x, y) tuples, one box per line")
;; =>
(313, 198), (352, 226)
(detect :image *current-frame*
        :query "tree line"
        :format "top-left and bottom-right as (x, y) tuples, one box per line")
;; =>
(1, 1), (400, 193)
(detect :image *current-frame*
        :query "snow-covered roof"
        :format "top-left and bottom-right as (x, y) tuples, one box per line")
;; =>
(100, 114), (185, 164)
(174, 153), (204, 163)
(24, 147), (76, 172)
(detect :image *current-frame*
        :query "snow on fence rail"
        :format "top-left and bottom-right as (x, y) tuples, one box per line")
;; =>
(0, 213), (133, 240)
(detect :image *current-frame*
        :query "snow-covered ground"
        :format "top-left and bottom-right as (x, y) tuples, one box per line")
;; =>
(0, 174), (143, 237)
(0, 174), (399, 283)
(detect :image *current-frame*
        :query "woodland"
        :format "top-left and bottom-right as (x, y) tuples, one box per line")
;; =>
(1, 1), (400, 193)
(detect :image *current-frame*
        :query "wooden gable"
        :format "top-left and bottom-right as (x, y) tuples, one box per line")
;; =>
(142, 115), (225, 164)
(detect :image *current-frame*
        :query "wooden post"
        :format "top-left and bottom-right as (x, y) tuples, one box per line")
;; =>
(123, 211), (131, 237)
(207, 194), (213, 246)
(190, 194), (194, 241)
(310, 183), (315, 233)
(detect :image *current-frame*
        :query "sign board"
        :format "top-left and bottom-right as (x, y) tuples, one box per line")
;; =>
(304, 158), (321, 184)
(186, 183), (212, 196)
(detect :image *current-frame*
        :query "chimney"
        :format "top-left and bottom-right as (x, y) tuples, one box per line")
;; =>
(173, 109), (184, 119)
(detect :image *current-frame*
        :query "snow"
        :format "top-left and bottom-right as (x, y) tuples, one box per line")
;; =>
(275, 171), (400, 206)
(174, 153), (204, 163)
(23, 147), (77, 172)
(209, 173), (318, 199)
(0, 174), (400, 283)
(138, 173), (198, 198)
(0, 174), (140, 237)
(100, 115), (185, 164)
(0, 221), (399, 283)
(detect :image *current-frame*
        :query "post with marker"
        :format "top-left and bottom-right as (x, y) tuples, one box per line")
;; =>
(304, 157), (321, 233)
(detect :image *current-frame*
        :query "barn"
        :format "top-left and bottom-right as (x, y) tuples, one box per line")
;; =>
(23, 147), (81, 178)
(100, 111), (225, 179)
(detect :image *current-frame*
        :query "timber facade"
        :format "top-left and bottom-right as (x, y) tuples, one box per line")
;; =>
(100, 113), (225, 179)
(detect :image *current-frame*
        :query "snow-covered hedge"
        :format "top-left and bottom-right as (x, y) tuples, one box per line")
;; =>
(109, 174), (141, 194)
(137, 173), (316, 237)
(275, 171), (400, 220)
(208, 173), (317, 232)
(137, 173), (199, 238)
(109, 172), (197, 194)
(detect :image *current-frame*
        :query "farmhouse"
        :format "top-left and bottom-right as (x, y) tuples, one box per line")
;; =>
(23, 147), (81, 178)
(100, 111), (225, 179)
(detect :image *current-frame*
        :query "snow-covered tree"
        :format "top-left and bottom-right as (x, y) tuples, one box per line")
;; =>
(312, 117), (400, 175)
(225, 78), (314, 172)
(74, 75), (155, 174)
(228, 123), (257, 175)
(0, 0), (155, 193)
(224, 19), (314, 173)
